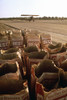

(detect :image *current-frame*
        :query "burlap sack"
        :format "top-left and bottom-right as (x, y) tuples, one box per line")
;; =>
(40, 33), (52, 50)
(35, 59), (66, 91)
(25, 32), (40, 49)
(0, 88), (29, 100)
(44, 87), (67, 100)
(49, 51), (67, 67)
(59, 59), (67, 87)
(9, 31), (23, 48)
(0, 51), (22, 68)
(0, 61), (25, 94)
(0, 62), (17, 76)
(28, 51), (49, 66)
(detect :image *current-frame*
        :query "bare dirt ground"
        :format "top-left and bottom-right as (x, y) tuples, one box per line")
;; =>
(0, 19), (67, 44)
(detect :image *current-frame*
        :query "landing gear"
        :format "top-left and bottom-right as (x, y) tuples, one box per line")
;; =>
(29, 16), (34, 22)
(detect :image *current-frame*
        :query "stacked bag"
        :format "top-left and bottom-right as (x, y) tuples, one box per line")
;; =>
(0, 47), (29, 99)
(23, 46), (49, 66)
(25, 30), (40, 49)
(0, 47), (22, 68)
(0, 62), (25, 94)
(47, 43), (67, 67)
(0, 31), (9, 50)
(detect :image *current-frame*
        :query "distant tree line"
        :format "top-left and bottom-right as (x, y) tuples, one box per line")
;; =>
(36, 16), (67, 20)
(0, 17), (29, 20)
(0, 16), (67, 20)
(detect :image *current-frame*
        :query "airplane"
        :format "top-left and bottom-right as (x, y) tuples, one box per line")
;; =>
(21, 14), (39, 22)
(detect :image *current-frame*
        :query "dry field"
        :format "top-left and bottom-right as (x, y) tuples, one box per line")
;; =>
(0, 19), (67, 44)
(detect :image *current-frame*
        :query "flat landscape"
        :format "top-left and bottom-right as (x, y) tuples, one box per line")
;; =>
(0, 19), (67, 44)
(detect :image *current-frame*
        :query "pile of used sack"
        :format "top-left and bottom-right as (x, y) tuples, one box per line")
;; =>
(0, 47), (29, 100)
(0, 29), (67, 100)
(32, 58), (67, 100)
(47, 42), (67, 67)
(0, 31), (9, 50)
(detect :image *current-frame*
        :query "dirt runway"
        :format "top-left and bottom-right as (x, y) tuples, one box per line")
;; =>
(0, 19), (67, 44)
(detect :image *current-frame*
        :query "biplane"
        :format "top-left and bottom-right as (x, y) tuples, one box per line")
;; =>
(21, 14), (39, 22)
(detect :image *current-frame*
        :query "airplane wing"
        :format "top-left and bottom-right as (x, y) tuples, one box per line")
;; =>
(21, 14), (39, 16)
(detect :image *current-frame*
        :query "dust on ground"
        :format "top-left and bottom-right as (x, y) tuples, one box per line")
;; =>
(0, 19), (67, 44)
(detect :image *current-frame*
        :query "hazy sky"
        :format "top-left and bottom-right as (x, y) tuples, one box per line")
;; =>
(0, 0), (67, 18)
